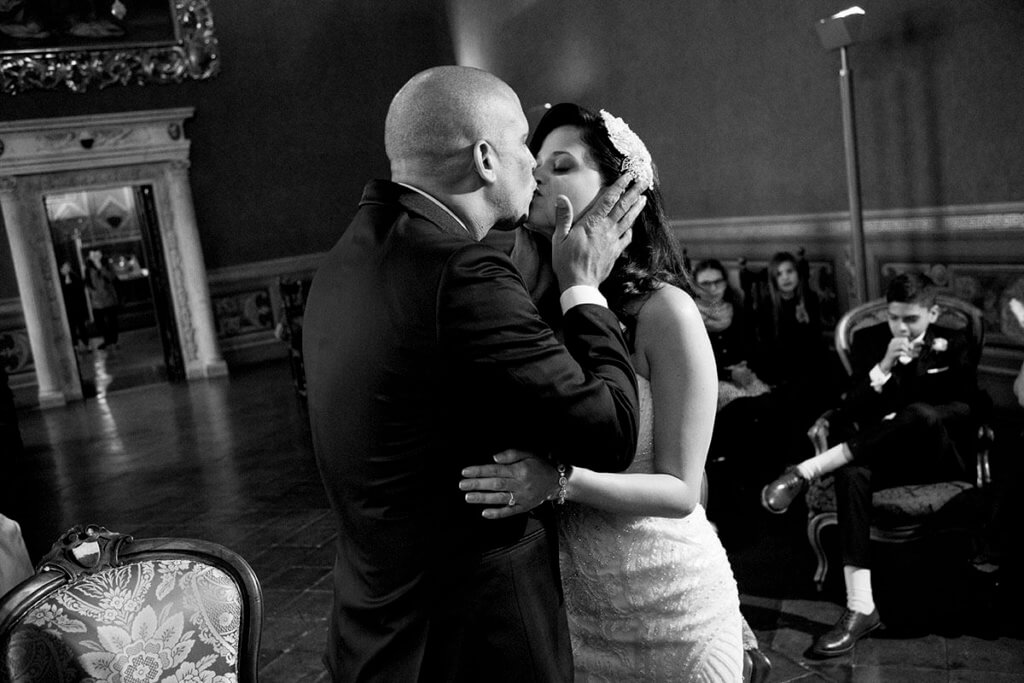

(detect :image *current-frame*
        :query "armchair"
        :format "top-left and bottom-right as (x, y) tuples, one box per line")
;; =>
(804, 295), (994, 591)
(0, 524), (263, 682)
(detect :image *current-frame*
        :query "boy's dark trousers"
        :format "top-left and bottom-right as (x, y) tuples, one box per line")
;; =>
(830, 400), (973, 568)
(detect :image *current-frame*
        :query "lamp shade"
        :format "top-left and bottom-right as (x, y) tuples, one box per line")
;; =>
(816, 7), (865, 50)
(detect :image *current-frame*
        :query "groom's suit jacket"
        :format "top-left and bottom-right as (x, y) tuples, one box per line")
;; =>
(303, 180), (639, 681)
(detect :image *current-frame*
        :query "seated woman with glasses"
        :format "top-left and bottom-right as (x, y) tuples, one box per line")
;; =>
(693, 258), (769, 410)
(694, 258), (792, 538)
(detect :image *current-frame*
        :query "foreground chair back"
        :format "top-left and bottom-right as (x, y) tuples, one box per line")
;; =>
(0, 525), (263, 682)
(805, 295), (994, 591)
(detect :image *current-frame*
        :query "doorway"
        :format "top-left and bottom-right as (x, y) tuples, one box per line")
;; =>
(45, 184), (185, 397)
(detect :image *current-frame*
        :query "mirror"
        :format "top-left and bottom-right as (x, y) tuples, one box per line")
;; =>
(0, 0), (218, 94)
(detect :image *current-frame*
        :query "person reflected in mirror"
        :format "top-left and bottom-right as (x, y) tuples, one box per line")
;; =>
(84, 250), (119, 351)
(58, 260), (90, 352)
(461, 104), (750, 681)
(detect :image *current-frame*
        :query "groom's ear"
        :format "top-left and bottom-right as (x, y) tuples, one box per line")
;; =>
(472, 140), (498, 184)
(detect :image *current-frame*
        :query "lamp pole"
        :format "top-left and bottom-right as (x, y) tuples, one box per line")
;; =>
(817, 6), (869, 304)
(838, 44), (868, 304)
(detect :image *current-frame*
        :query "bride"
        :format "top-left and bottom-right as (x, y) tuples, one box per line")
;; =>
(461, 103), (745, 681)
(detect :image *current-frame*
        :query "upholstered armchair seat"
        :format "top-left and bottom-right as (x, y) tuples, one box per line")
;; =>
(807, 477), (974, 519)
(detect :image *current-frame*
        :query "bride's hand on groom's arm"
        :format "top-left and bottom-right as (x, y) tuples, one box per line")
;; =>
(460, 449), (558, 519)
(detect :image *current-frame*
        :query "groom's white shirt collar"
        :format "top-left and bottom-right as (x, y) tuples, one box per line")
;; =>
(396, 183), (469, 234)
(395, 183), (605, 313)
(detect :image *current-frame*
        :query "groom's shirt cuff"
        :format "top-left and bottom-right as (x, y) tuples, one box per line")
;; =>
(560, 285), (607, 314)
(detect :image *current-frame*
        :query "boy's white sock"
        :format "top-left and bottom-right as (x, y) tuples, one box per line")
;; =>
(844, 565), (875, 615)
(796, 443), (852, 481)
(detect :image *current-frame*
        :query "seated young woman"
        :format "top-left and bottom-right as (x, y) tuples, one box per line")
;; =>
(753, 250), (840, 422)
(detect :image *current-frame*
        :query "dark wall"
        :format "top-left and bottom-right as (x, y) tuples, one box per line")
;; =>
(465, 0), (1024, 219)
(0, 0), (455, 298)
(2, 1), (1023, 301)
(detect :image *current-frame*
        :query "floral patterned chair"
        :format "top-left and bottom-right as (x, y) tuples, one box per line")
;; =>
(0, 524), (263, 682)
(804, 295), (994, 591)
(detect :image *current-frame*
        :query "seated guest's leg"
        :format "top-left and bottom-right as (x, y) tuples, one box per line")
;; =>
(761, 401), (971, 514)
(812, 464), (882, 657)
(834, 464), (872, 571)
(846, 401), (971, 485)
(761, 443), (852, 514)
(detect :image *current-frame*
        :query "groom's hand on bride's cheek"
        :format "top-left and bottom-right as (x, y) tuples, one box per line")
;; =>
(552, 173), (646, 290)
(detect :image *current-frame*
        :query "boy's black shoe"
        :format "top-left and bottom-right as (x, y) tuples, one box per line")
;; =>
(812, 608), (882, 657)
(760, 467), (807, 514)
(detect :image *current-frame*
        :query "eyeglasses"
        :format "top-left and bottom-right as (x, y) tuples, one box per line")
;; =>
(696, 277), (726, 288)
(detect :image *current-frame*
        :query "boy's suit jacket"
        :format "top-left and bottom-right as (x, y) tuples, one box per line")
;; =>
(843, 322), (978, 422)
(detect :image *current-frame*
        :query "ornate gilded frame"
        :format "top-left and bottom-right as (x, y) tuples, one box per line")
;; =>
(0, 0), (219, 94)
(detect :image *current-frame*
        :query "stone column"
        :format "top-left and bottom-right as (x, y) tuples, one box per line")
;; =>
(164, 161), (227, 378)
(0, 176), (68, 406)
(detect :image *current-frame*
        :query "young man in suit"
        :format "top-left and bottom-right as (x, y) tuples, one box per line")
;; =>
(761, 271), (981, 657)
(302, 66), (646, 682)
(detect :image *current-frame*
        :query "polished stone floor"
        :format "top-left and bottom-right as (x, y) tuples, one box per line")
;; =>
(6, 359), (1023, 682)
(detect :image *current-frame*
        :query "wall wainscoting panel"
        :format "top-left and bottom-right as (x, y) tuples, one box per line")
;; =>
(1, 253), (324, 406)
(206, 253), (323, 366)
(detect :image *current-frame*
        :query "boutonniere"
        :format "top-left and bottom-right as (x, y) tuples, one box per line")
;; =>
(931, 337), (948, 352)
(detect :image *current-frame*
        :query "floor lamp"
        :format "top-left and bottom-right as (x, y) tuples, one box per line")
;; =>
(816, 6), (869, 304)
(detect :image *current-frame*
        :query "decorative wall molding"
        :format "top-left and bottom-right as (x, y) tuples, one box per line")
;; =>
(670, 202), (1024, 412)
(206, 253), (323, 363)
(207, 253), (324, 287)
(0, 109), (195, 175)
(671, 202), (1024, 243)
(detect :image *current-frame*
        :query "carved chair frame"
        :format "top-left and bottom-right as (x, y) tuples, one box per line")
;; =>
(0, 524), (263, 681)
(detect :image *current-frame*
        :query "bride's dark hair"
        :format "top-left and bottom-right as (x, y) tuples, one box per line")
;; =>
(530, 103), (693, 326)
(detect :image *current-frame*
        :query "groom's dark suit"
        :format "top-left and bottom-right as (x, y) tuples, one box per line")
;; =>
(829, 321), (980, 567)
(303, 181), (639, 682)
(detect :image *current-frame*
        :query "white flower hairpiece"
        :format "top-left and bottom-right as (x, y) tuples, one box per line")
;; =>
(599, 109), (654, 189)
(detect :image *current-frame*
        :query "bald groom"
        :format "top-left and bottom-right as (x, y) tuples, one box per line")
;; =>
(303, 66), (645, 681)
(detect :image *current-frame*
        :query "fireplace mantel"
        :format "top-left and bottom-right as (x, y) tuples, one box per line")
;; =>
(0, 108), (226, 407)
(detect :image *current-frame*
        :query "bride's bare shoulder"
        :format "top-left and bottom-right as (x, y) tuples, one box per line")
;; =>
(636, 284), (701, 327)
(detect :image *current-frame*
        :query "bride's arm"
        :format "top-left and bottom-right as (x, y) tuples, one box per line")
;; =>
(459, 287), (717, 519)
(564, 287), (717, 518)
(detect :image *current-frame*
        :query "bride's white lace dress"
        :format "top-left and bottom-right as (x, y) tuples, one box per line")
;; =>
(559, 377), (744, 681)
